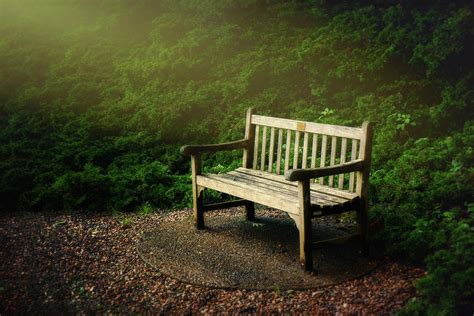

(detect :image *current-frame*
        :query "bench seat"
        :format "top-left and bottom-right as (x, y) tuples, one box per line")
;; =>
(197, 168), (360, 217)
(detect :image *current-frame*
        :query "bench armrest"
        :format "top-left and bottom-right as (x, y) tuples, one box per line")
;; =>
(180, 139), (249, 156)
(285, 159), (365, 182)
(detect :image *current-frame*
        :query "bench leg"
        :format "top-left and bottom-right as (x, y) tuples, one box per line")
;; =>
(191, 154), (204, 229)
(298, 180), (313, 271)
(245, 201), (255, 221)
(193, 185), (204, 229)
(357, 200), (369, 256)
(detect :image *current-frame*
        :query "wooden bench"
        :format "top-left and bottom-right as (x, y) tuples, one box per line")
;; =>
(180, 109), (373, 271)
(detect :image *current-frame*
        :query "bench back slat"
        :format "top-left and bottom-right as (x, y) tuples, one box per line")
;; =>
(245, 110), (370, 195)
(311, 134), (318, 169)
(284, 130), (291, 174)
(275, 129), (283, 175)
(338, 138), (347, 189)
(349, 139), (358, 191)
(268, 127), (276, 172)
(260, 126), (267, 171)
(319, 135), (327, 184)
(328, 136), (337, 186)
(252, 124), (260, 170)
(242, 108), (255, 169)
(302, 132), (309, 168)
(251, 114), (362, 139)
(293, 131), (300, 169)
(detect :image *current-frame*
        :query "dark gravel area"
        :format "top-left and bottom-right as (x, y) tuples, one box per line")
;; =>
(138, 209), (377, 289)
(0, 209), (425, 314)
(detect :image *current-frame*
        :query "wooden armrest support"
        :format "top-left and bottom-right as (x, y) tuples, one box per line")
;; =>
(285, 159), (365, 181)
(180, 139), (249, 156)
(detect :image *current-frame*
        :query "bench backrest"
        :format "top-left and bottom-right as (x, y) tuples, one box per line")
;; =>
(242, 108), (373, 197)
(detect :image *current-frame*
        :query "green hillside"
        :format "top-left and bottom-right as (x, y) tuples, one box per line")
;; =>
(1, 1), (473, 313)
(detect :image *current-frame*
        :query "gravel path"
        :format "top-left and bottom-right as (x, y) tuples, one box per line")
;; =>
(138, 209), (378, 289)
(0, 210), (425, 314)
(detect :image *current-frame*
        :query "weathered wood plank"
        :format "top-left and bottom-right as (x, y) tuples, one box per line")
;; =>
(197, 174), (300, 214)
(229, 170), (347, 205)
(310, 134), (318, 184)
(276, 129), (283, 175)
(328, 136), (337, 187)
(251, 115), (363, 139)
(284, 130), (291, 173)
(349, 138), (357, 192)
(253, 125), (260, 169)
(268, 127), (276, 173)
(285, 159), (364, 182)
(302, 132), (309, 168)
(312, 233), (360, 248)
(242, 108), (257, 220)
(261, 126), (267, 171)
(338, 138), (347, 189)
(356, 121), (374, 255)
(288, 213), (300, 230)
(203, 199), (247, 212)
(191, 154), (204, 229)
(226, 173), (336, 206)
(235, 168), (359, 200)
(205, 174), (300, 203)
(242, 108), (255, 168)
(298, 180), (313, 271)
(319, 135), (327, 184)
(311, 134), (318, 169)
(312, 199), (360, 216)
(293, 131), (300, 169)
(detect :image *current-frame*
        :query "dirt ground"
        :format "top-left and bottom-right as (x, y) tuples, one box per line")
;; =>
(138, 209), (379, 289)
(0, 210), (425, 314)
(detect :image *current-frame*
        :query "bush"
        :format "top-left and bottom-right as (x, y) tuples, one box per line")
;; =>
(0, 1), (472, 312)
(400, 207), (474, 315)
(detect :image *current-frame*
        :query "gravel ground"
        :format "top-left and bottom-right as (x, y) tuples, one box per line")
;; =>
(138, 209), (377, 289)
(0, 210), (425, 314)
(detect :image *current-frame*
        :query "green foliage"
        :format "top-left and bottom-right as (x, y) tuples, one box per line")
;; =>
(371, 123), (473, 314)
(400, 207), (474, 315)
(0, 1), (473, 313)
(137, 201), (154, 216)
(371, 123), (473, 260)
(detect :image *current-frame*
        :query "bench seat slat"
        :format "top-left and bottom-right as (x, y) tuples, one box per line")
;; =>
(234, 167), (359, 200)
(197, 174), (300, 214)
(197, 168), (360, 216)
(228, 171), (345, 205)
(229, 170), (348, 204)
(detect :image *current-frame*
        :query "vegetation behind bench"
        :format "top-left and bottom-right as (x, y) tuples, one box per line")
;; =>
(1, 0), (472, 312)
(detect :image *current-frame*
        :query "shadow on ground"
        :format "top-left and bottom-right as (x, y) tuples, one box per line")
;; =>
(137, 208), (378, 289)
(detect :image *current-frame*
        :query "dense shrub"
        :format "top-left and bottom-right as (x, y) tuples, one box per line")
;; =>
(0, 0), (472, 313)
(399, 206), (474, 315)
(371, 123), (473, 260)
